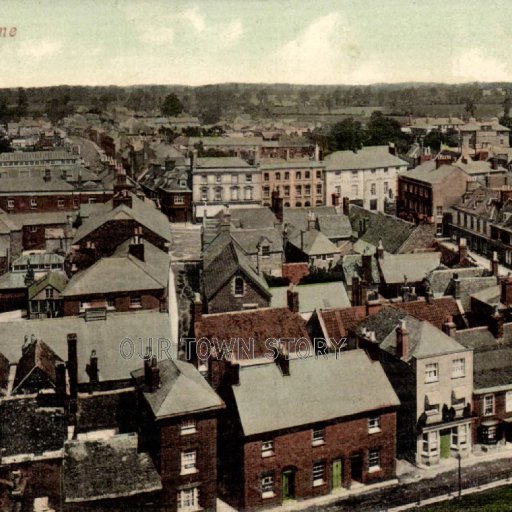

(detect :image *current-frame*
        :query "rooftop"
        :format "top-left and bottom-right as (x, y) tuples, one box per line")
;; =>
(324, 145), (408, 171)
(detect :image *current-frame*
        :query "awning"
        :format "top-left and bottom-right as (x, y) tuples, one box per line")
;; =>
(481, 419), (499, 427)
(425, 391), (441, 405)
(452, 387), (466, 401)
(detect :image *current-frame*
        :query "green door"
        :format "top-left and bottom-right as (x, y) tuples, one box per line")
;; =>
(332, 459), (343, 489)
(440, 430), (450, 459)
(282, 470), (295, 502)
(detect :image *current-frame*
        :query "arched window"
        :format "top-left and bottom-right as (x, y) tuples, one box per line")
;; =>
(234, 276), (245, 296)
(304, 201), (311, 207)
(296, 202), (302, 207)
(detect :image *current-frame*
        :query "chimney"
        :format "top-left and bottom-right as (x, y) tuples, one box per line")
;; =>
(360, 279), (368, 306)
(314, 143), (320, 162)
(342, 196), (350, 216)
(491, 159), (498, 170)
(271, 190), (284, 223)
(129, 226), (144, 261)
(331, 193), (340, 206)
(500, 274), (512, 308)
(113, 188), (133, 208)
(85, 350), (99, 392)
(307, 211), (316, 231)
(491, 311), (505, 339)
(43, 168), (51, 182)
(377, 239), (384, 259)
(396, 319), (409, 359)
(425, 287), (434, 304)
(458, 238), (468, 264)
(67, 333), (78, 402)
(491, 251), (499, 276)
(362, 253), (372, 283)
(275, 342), (290, 376)
(388, 143), (396, 156)
(435, 158), (442, 170)
(287, 284), (299, 313)
(55, 361), (66, 403)
(207, 349), (226, 389)
(149, 356), (160, 392)
(442, 315), (457, 337)
(352, 276), (361, 306)
(453, 273), (461, 300)
(229, 360), (240, 386)
(143, 348), (152, 389)
(193, 293), (202, 323)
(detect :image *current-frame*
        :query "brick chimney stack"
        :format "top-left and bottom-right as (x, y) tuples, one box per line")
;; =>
(67, 333), (78, 403)
(86, 350), (99, 392)
(342, 196), (350, 216)
(377, 239), (384, 259)
(193, 293), (202, 323)
(149, 356), (160, 392)
(352, 276), (361, 306)
(500, 274), (512, 308)
(287, 284), (299, 313)
(276, 342), (290, 376)
(129, 226), (145, 261)
(55, 361), (66, 404)
(491, 251), (499, 277)
(362, 253), (372, 283)
(396, 319), (409, 359)
(442, 315), (457, 337)
(271, 190), (284, 223)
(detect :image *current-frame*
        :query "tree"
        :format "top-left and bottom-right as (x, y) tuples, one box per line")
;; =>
(464, 97), (476, 118)
(504, 95), (512, 118)
(161, 93), (184, 116)
(328, 118), (364, 152)
(16, 87), (28, 118)
(365, 111), (403, 146)
(298, 89), (310, 108)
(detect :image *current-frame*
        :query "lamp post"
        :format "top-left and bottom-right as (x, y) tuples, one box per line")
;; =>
(457, 452), (462, 498)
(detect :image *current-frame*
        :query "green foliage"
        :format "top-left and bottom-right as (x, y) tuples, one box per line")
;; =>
(328, 117), (364, 152)
(420, 485), (512, 511)
(161, 93), (184, 116)
(299, 265), (344, 285)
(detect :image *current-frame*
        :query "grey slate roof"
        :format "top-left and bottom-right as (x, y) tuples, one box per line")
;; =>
(194, 156), (252, 169)
(317, 214), (352, 240)
(132, 359), (223, 419)
(287, 228), (339, 256)
(283, 206), (337, 232)
(63, 239), (169, 296)
(402, 163), (463, 184)
(270, 281), (351, 312)
(425, 267), (488, 297)
(230, 228), (283, 255)
(379, 252), (442, 284)
(73, 192), (172, 244)
(324, 146), (408, 171)
(63, 434), (162, 503)
(342, 254), (381, 285)
(0, 310), (175, 384)
(220, 207), (279, 229)
(28, 271), (68, 300)
(232, 350), (400, 436)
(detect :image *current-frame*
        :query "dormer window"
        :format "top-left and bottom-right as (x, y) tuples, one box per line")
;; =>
(261, 244), (270, 258)
(234, 277), (245, 297)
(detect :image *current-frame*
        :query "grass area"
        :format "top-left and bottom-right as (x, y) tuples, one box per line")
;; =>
(419, 485), (512, 511)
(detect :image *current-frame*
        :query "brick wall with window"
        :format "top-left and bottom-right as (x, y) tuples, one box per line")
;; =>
(235, 409), (396, 510)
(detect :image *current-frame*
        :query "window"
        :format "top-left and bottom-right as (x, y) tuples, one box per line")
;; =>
(180, 419), (197, 435)
(88, 198), (96, 204)
(296, 171), (301, 180)
(234, 277), (244, 297)
(73, 198), (79, 208)
(452, 358), (465, 379)
(245, 174), (252, 182)
(425, 363), (439, 383)
(231, 187), (239, 201)
(201, 174), (207, 184)
(263, 186), (270, 198)
(295, 185), (302, 195)
(231, 174), (238, 185)
(334, 185), (341, 194)
(506, 391), (512, 413)
(312, 462), (325, 486)
(370, 183), (376, 195)
(30, 226), (38, 233)
(7, 199), (14, 209)
(284, 172), (290, 180)
(30, 197), (37, 208)
(58, 199), (65, 208)
(244, 187), (253, 200)
(261, 245), (270, 258)
(370, 199), (378, 211)
(351, 170), (358, 176)
(106, 296), (115, 308)
(264, 173), (269, 181)
(437, 206), (443, 216)
(368, 449), (380, 472)
(351, 185), (359, 197)
(45, 288), (54, 299)
(260, 472), (274, 498)
(422, 431), (438, 455)
(174, 195), (185, 205)
(130, 295), (142, 308)
(316, 170), (322, 179)
(312, 428), (325, 446)
(284, 186), (290, 196)
(483, 395), (494, 416)
(180, 450), (197, 475)
(316, 184), (322, 195)
(275, 172), (281, 180)
(201, 188), (208, 201)
(384, 182), (389, 194)
(261, 440), (274, 457)
(305, 171), (310, 179)
(368, 416), (381, 433)
(304, 185), (311, 196)
(177, 487), (199, 511)
(215, 188), (222, 201)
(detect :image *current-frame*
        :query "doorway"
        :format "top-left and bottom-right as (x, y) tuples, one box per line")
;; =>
(350, 453), (363, 482)
(440, 429), (451, 458)
(281, 469), (295, 502)
(331, 459), (343, 490)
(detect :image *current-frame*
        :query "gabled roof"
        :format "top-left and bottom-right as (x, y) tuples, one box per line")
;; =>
(63, 240), (169, 296)
(132, 359), (223, 419)
(288, 228), (339, 256)
(283, 207), (337, 231)
(317, 214), (352, 239)
(379, 252), (442, 284)
(230, 228), (283, 254)
(13, 338), (63, 394)
(28, 271), (68, 300)
(202, 237), (270, 300)
(218, 207), (279, 229)
(233, 350), (400, 436)
(73, 192), (172, 244)
(63, 434), (162, 503)
(402, 163), (465, 184)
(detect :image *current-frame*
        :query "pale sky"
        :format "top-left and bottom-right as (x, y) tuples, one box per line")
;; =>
(1, 0), (512, 87)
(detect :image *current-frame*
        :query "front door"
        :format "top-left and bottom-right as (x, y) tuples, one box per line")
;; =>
(440, 430), (450, 458)
(350, 453), (363, 482)
(331, 459), (343, 489)
(281, 469), (295, 502)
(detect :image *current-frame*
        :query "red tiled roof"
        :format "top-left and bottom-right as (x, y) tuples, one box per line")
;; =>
(319, 306), (368, 339)
(195, 307), (311, 360)
(282, 263), (309, 285)
(394, 297), (463, 329)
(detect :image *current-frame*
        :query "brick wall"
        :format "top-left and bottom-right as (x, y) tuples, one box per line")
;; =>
(207, 273), (269, 313)
(473, 391), (512, 444)
(158, 414), (218, 512)
(228, 410), (396, 510)
(23, 223), (65, 251)
(282, 262), (309, 284)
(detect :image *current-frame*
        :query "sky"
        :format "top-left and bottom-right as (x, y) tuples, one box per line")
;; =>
(1, 0), (512, 87)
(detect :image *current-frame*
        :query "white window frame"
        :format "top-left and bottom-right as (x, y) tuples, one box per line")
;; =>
(312, 462), (325, 487)
(233, 276), (245, 297)
(177, 487), (199, 512)
(180, 450), (197, 475)
(7, 199), (14, 209)
(261, 440), (274, 458)
(422, 431), (438, 456)
(368, 416), (381, 433)
(57, 198), (65, 208)
(368, 449), (381, 473)
(452, 358), (465, 379)
(174, 195), (185, 205)
(260, 473), (275, 498)
(425, 363), (439, 383)
(180, 419), (197, 435)
(30, 197), (38, 208)
(483, 394), (494, 416)
(506, 390), (512, 413)
(130, 295), (142, 308)
(312, 428), (325, 446)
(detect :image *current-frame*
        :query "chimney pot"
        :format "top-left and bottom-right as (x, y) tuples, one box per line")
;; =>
(287, 285), (299, 313)
(396, 319), (409, 359)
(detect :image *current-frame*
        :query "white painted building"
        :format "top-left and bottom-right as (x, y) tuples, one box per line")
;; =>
(324, 145), (408, 212)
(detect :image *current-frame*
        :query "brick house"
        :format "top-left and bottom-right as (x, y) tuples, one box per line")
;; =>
(132, 357), (224, 512)
(63, 236), (169, 316)
(215, 350), (399, 510)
